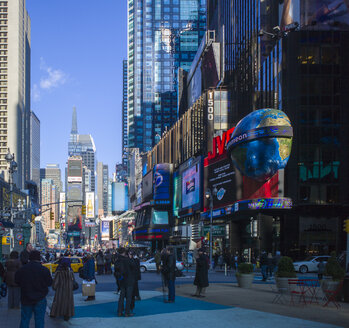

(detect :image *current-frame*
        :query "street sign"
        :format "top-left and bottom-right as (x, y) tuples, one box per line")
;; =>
(15, 232), (23, 241)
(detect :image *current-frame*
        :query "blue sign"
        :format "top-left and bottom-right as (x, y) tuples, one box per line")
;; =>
(153, 164), (172, 201)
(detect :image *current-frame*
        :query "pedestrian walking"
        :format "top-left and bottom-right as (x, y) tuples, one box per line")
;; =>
(273, 251), (281, 275)
(117, 248), (136, 317)
(20, 242), (33, 265)
(162, 247), (176, 303)
(96, 250), (105, 275)
(260, 251), (268, 281)
(154, 250), (161, 274)
(192, 248), (209, 297)
(267, 253), (274, 278)
(317, 258), (326, 281)
(82, 253), (96, 301)
(15, 250), (53, 328)
(50, 258), (75, 321)
(105, 250), (112, 274)
(4, 251), (21, 309)
(133, 253), (141, 301)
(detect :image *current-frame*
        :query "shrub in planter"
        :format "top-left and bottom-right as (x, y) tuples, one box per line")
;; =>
(325, 252), (345, 282)
(276, 256), (296, 278)
(236, 263), (254, 276)
(236, 263), (254, 288)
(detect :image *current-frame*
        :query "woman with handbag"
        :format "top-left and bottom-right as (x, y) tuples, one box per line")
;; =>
(50, 258), (76, 321)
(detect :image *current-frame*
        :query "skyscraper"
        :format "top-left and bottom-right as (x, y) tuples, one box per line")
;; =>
(40, 164), (62, 194)
(97, 162), (109, 217)
(127, 0), (206, 152)
(30, 111), (40, 194)
(41, 179), (57, 232)
(0, 0), (31, 188)
(122, 59), (128, 166)
(68, 107), (96, 191)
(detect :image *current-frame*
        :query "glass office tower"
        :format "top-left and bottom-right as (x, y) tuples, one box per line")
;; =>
(127, 0), (206, 152)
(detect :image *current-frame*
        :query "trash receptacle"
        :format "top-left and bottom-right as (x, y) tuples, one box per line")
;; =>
(343, 276), (349, 303)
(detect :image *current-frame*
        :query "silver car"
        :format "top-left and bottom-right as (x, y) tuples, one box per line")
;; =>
(293, 255), (330, 273)
(140, 257), (184, 273)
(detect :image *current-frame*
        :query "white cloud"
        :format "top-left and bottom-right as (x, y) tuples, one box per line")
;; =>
(32, 83), (41, 102)
(36, 57), (68, 92)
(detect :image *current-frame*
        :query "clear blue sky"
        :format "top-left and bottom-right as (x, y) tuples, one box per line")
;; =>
(27, 0), (127, 179)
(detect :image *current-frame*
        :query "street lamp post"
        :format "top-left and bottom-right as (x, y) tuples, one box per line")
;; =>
(205, 187), (217, 270)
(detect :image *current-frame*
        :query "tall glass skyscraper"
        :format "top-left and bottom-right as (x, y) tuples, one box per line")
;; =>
(127, 0), (206, 152)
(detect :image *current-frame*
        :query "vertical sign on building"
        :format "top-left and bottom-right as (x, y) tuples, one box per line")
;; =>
(59, 192), (66, 220)
(206, 90), (215, 153)
(86, 192), (95, 218)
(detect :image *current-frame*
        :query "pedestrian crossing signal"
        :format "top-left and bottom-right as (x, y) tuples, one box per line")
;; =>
(344, 219), (349, 233)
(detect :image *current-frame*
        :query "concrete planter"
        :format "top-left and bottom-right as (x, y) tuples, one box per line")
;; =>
(236, 273), (254, 288)
(275, 277), (291, 291)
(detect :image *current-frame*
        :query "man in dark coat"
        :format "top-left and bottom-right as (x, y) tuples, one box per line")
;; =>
(117, 248), (137, 317)
(82, 254), (96, 301)
(162, 247), (176, 303)
(20, 242), (33, 265)
(15, 250), (53, 328)
(193, 248), (209, 297)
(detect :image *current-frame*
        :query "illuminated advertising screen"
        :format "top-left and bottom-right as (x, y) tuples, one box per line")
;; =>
(301, 0), (349, 29)
(101, 219), (112, 241)
(112, 182), (128, 213)
(203, 155), (236, 211)
(67, 159), (82, 182)
(173, 171), (181, 217)
(142, 170), (153, 202)
(153, 163), (172, 203)
(67, 205), (82, 231)
(179, 157), (202, 216)
(59, 192), (66, 219)
(280, 0), (349, 30)
(85, 192), (95, 218)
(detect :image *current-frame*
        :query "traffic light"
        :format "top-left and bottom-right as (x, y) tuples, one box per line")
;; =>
(81, 205), (86, 216)
(344, 219), (349, 233)
(50, 211), (54, 221)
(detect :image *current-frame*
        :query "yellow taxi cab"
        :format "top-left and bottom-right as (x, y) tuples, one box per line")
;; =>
(43, 256), (84, 273)
(43, 256), (98, 274)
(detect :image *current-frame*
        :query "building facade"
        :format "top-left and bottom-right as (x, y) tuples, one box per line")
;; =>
(0, 0), (31, 188)
(30, 111), (40, 195)
(122, 59), (128, 166)
(127, 0), (207, 152)
(68, 107), (96, 191)
(97, 162), (109, 217)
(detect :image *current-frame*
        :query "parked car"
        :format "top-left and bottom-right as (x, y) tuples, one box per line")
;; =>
(293, 255), (330, 273)
(140, 257), (184, 273)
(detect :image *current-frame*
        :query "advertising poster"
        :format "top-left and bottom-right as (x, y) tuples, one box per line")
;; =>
(101, 218), (113, 241)
(203, 155), (236, 211)
(180, 157), (202, 213)
(67, 205), (82, 231)
(59, 192), (66, 219)
(153, 163), (172, 201)
(173, 171), (182, 217)
(142, 170), (153, 201)
(112, 182), (128, 213)
(85, 192), (95, 218)
(301, 0), (349, 29)
(67, 158), (82, 182)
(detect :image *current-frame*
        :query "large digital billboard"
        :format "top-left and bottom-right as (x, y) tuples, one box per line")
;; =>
(179, 157), (202, 216)
(59, 192), (66, 219)
(142, 170), (153, 202)
(173, 171), (181, 217)
(112, 182), (128, 213)
(280, 0), (349, 30)
(85, 192), (95, 218)
(101, 218), (113, 241)
(153, 163), (172, 202)
(67, 158), (82, 182)
(203, 155), (236, 212)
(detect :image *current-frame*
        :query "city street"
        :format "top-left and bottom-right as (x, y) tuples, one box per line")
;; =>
(1, 270), (347, 328)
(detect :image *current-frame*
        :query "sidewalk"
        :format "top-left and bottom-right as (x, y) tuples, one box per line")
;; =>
(0, 288), (344, 328)
(175, 282), (349, 328)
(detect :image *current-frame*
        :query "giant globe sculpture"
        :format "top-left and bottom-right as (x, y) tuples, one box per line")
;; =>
(227, 108), (293, 182)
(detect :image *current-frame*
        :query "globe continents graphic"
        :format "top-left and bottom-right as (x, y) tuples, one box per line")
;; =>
(227, 108), (293, 182)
